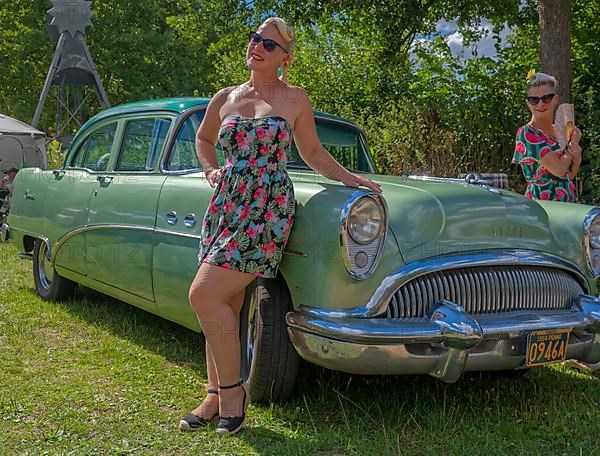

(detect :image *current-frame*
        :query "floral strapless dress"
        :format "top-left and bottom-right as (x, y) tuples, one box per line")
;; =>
(197, 115), (296, 278)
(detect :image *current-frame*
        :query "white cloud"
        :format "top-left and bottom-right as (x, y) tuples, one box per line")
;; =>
(439, 19), (512, 60)
(446, 30), (464, 51)
(436, 19), (457, 34)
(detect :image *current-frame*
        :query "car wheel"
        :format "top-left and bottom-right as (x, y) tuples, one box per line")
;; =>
(240, 276), (300, 403)
(32, 238), (77, 301)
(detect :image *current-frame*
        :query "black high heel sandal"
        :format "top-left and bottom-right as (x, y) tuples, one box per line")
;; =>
(215, 380), (247, 436)
(179, 388), (219, 431)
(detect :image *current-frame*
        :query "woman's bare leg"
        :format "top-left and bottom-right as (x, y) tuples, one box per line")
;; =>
(189, 344), (219, 418)
(189, 263), (255, 419)
(189, 289), (245, 418)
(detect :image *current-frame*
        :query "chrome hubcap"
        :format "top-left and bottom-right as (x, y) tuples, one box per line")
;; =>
(37, 242), (54, 289)
(242, 291), (258, 379)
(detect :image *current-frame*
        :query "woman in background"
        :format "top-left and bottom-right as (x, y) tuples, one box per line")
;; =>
(512, 72), (581, 202)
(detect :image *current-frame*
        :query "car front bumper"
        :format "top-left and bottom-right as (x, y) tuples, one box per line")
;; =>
(286, 295), (600, 382)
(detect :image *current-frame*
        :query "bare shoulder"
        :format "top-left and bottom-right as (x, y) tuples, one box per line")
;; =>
(284, 85), (310, 102)
(281, 85), (312, 118)
(211, 85), (240, 107)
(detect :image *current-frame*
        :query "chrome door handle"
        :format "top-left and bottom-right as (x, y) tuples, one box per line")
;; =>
(166, 210), (177, 225)
(184, 213), (196, 228)
(24, 189), (35, 200)
(96, 175), (114, 183)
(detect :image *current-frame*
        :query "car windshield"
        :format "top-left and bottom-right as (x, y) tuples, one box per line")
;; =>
(165, 111), (374, 173)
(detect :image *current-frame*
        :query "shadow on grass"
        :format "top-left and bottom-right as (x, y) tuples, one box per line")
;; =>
(18, 284), (208, 369)
(31, 283), (600, 453)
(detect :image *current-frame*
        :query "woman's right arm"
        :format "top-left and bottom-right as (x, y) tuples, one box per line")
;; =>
(538, 148), (576, 178)
(538, 129), (582, 178)
(195, 88), (233, 187)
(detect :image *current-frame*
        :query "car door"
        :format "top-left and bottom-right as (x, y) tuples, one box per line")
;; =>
(152, 110), (218, 330)
(85, 114), (173, 307)
(44, 121), (118, 276)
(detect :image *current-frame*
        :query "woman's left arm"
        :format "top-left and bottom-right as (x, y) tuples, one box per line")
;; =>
(292, 89), (381, 193)
(567, 143), (582, 177)
(567, 127), (582, 177)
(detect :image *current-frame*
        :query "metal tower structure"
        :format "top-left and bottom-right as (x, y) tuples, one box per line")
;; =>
(32, 0), (110, 141)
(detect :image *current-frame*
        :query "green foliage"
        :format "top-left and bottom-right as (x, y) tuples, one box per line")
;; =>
(0, 1), (55, 123)
(46, 139), (66, 170)
(572, 0), (600, 204)
(0, 0), (598, 201)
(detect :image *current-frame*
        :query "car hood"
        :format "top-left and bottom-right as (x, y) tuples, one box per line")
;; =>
(288, 170), (584, 265)
(373, 175), (569, 263)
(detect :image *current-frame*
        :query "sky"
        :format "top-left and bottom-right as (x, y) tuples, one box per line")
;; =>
(437, 19), (512, 59)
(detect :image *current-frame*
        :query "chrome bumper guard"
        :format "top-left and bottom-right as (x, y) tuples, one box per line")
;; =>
(286, 295), (600, 382)
(0, 222), (9, 242)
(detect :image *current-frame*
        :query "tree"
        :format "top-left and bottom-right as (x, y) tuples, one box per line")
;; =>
(539, 0), (572, 102)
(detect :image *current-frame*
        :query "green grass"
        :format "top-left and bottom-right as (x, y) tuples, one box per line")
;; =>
(1, 242), (600, 455)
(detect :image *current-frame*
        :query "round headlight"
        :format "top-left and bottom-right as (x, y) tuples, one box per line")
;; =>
(348, 197), (383, 244)
(585, 210), (600, 276)
(590, 226), (600, 250)
(589, 219), (600, 268)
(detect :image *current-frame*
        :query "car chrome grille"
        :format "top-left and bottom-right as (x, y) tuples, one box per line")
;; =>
(385, 266), (584, 319)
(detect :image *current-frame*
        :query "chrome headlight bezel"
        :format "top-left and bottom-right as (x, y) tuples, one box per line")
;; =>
(584, 207), (600, 277)
(340, 191), (388, 280)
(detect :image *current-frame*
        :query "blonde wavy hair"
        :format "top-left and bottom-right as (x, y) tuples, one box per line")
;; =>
(260, 17), (295, 83)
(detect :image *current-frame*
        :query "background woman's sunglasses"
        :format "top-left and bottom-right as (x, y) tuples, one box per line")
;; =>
(526, 93), (555, 105)
(248, 31), (289, 53)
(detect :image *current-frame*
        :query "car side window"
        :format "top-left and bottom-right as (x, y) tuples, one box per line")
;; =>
(70, 123), (117, 171)
(116, 117), (172, 172)
(165, 112), (224, 172)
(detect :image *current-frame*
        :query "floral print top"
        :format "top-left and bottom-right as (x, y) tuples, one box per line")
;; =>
(197, 115), (296, 278)
(512, 123), (577, 202)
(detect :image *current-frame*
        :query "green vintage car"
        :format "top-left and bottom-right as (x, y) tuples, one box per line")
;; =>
(3, 98), (600, 402)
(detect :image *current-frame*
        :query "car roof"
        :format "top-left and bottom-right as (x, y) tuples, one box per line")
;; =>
(87, 97), (353, 125)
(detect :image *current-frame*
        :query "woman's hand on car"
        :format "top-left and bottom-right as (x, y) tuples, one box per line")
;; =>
(341, 172), (382, 193)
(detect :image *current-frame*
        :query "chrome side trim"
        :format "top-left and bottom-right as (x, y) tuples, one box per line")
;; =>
(49, 223), (306, 265)
(583, 207), (600, 277)
(154, 227), (201, 240)
(8, 227), (51, 260)
(407, 174), (502, 194)
(153, 226), (306, 256)
(303, 250), (590, 319)
(339, 191), (388, 280)
(51, 224), (155, 263)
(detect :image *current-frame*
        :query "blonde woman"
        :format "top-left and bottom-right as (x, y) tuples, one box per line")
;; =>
(180, 17), (381, 435)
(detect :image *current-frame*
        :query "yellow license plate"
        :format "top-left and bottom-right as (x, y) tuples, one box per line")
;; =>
(526, 329), (571, 367)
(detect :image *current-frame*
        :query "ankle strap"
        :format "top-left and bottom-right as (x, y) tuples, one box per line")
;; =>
(218, 379), (243, 390)
(206, 388), (218, 395)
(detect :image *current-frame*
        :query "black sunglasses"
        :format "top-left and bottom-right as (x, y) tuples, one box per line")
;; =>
(248, 31), (289, 53)
(526, 93), (556, 105)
